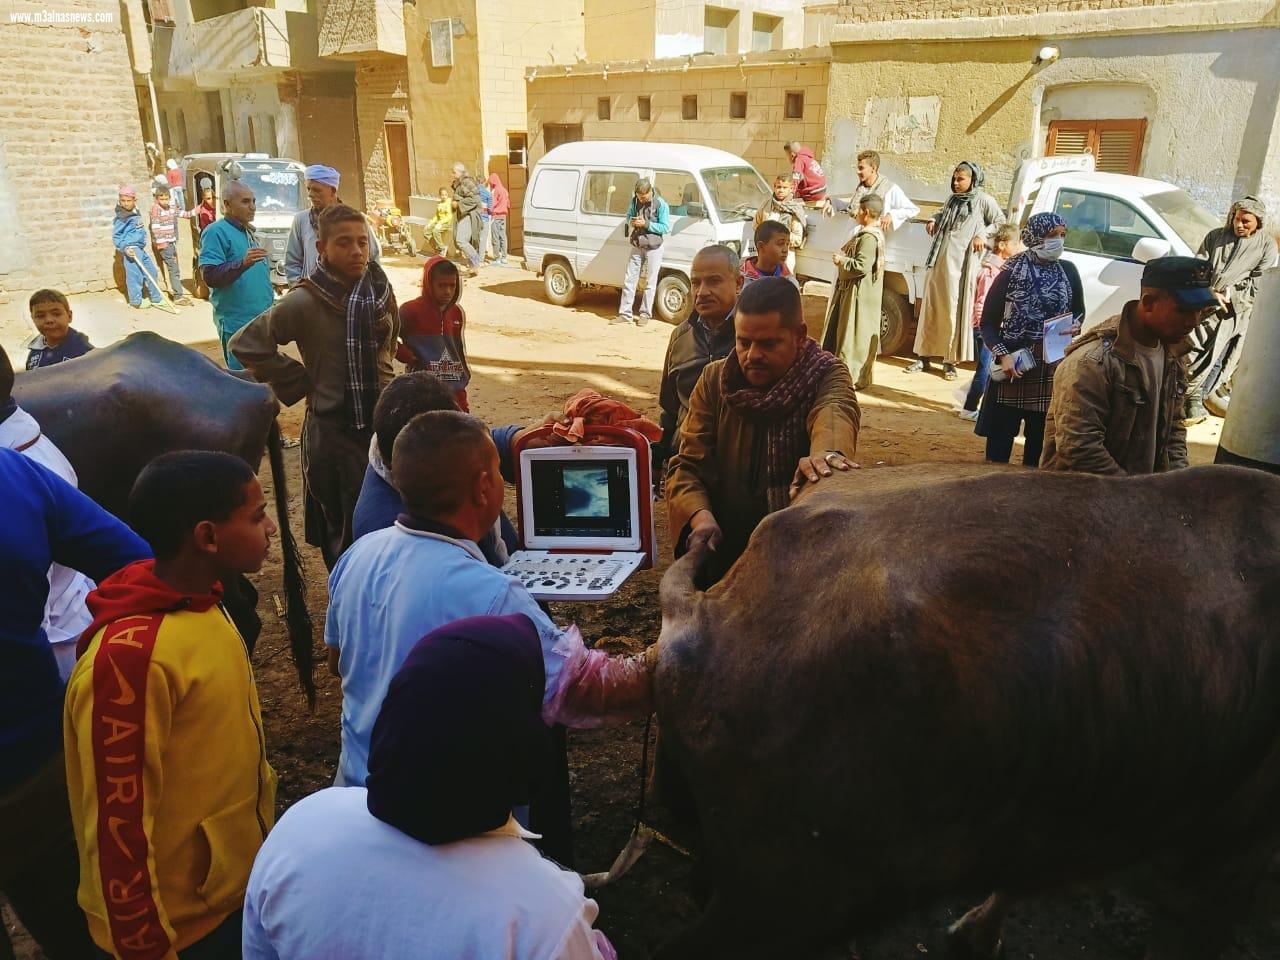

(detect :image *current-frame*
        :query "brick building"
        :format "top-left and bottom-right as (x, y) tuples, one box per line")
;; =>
(0, 0), (152, 300)
(526, 48), (829, 181)
(823, 0), (1280, 213)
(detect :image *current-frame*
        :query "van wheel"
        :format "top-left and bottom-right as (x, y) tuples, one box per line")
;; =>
(543, 260), (579, 306)
(879, 292), (914, 357)
(655, 274), (692, 324)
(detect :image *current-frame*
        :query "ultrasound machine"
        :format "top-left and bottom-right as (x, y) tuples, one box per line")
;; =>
(502, 424), (656, 602)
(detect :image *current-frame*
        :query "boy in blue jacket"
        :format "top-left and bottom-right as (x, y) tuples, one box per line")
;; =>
(112, 185), (165, 309)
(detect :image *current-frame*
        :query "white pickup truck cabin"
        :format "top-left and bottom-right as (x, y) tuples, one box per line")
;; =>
(794, 156), (1221, 355)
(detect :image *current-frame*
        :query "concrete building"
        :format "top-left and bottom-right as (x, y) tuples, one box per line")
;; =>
(145, 0), (363, 197)
(584, 0), (806, 61)
(0, 0), (152, 300)
(824, 0), (1280, 215)
(402, 0), (587, 252)
(526, 48), (829, 179)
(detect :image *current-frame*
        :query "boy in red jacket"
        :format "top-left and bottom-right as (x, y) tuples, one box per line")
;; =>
(397, 256), (471, 410)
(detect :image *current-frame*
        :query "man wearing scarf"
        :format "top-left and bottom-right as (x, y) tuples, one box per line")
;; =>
(667, 277), (860, 581)
(242, 615), (617, 960)
(913, 160), (1005, 380)
(284, 163), (381, 285)
(1184, 195), (1279, 421)
(232, 204), (399, 568)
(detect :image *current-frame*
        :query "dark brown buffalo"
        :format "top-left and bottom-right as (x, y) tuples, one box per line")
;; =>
(654, 463), (1280, 959)
(14, 332), (314, 700)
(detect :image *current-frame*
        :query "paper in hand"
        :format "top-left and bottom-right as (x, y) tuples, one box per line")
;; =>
(1043, 312), (1078, 364)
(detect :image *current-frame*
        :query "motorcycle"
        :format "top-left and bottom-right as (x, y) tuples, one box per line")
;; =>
(371, 199), (416, 257)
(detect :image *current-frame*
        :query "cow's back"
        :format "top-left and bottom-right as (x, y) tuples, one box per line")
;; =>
(15, 333), (278, 515)
(656, 464), (1280, 926)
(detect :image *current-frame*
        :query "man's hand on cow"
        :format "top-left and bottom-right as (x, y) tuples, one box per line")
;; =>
(687, 510), (723, 552)
(242, 247), (269, 267)
(791, 452), (858, 499)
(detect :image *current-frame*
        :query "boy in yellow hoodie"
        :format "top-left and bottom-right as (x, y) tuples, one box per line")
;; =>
(426, 185), (454, 255)
(64, 451), (278, 960)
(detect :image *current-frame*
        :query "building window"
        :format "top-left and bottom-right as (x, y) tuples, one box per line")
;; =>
(597, 97), (611, 121)
(703, 6), (738, 56)
(1047, 119), (1147, 175)
(729, 91), (747, 119)
(682, 95), (698, 121)
(638, 96), (651, 121)
(507, 132), (528, 167)
(751, 13), (781, 52)
(543, 123), (584, 151)
(784, 91), (804, 120)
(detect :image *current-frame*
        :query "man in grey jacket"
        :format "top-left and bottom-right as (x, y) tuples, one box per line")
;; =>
(285, 164), (381, 284)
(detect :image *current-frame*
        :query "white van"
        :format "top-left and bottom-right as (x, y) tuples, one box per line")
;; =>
(522, 141), (772, 322)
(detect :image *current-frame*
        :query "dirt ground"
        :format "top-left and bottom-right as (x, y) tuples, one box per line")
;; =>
(7, 255), (1276, 958)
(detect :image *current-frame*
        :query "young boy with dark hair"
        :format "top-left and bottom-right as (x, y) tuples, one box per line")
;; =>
(231, 203), (399, 569)
(25, 289), (93, 370)
(64, 450), (278, 960)
(752, 175), (808, 272)
(150, 186), (194, 306)
(397, 255), (471, 411)
(741, 220), (799, 288)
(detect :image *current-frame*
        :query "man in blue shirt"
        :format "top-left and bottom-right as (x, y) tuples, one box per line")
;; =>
(0, 449), (150, 960)
(199, 180), (275, 370)
(326, 411), (655, 865)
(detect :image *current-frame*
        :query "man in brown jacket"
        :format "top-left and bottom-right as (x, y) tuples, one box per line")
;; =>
(1041, 257), (1211, 476)
(231, 205), (399, 567)
(667, 276), (860, 580)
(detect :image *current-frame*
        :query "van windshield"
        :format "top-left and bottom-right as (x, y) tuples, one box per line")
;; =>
(702, 166), (771, 223)
(233, 162), (306, 214)
(1143, 189), (1221, 251)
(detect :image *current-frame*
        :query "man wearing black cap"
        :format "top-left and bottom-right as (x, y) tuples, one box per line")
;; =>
(1041, 256), (1213, 475)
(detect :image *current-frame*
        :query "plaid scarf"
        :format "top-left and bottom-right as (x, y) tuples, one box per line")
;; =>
(303, 260), (392, 431)
(721, 337), (840, 512)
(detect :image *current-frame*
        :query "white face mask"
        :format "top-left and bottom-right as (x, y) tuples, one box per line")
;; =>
(1036, 237), (1066, 260)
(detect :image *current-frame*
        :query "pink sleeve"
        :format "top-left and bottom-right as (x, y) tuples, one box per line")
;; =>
(972, 266), (995, 328)
(542, 626), (654, 728)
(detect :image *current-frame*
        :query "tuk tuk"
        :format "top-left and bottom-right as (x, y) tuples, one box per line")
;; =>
(183, 152), (307, 294)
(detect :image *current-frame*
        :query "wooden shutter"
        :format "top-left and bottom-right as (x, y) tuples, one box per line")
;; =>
(1047, 119), (1147, 176)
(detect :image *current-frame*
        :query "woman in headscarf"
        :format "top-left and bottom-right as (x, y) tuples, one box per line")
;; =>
(1184, 196), (1279, 421)
(242, 614), (618, 960)
(910, 160), (1005, 380)
(976, 212), (1085, 466)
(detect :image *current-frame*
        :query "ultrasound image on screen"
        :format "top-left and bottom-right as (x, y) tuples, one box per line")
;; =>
(530, 457), (633, 540)
(563, 467), (610, 518)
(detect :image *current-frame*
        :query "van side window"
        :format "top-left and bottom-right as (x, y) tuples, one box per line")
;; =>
(581, 171), (639, 217)
(655, 171), (705, 219)
(1054, 188), (1160, 260)
(530, 168), (580, 211)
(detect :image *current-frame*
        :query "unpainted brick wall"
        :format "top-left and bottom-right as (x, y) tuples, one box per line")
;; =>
(838, 0), (1192, 22)
(0, 0), (151, 301)
(355, 61), (411, 210)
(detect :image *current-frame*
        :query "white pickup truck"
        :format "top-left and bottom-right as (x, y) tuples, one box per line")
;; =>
(793, 155), (1221, 355)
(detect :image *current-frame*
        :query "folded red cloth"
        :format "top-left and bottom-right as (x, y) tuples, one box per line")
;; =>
(551, 388), (663, 444)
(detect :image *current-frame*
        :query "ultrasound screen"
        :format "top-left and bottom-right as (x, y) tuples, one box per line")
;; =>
(530, 458), (633, 539)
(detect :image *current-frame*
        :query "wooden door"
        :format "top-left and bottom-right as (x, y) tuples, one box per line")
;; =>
(384, 121), (411, 212)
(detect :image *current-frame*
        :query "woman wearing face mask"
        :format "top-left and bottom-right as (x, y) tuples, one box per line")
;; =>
(912, 160), (1005, 380)
(976, 212), (1085, 466)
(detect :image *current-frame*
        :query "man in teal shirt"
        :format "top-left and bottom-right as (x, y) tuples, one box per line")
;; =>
(199, 181), (274, 370)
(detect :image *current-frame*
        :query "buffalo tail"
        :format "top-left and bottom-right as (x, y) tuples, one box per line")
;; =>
(267, 419), (316, 708)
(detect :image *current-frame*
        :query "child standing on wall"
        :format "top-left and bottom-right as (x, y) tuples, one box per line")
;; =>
(397, 256), (471, 411)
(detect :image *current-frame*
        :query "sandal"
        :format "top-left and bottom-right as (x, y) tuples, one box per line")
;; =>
(942, 363), (958, 381)
(905, 358), (931, 374)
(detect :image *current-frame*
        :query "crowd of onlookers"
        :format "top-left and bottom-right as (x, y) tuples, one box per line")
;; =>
(5, 138), (1276, 960)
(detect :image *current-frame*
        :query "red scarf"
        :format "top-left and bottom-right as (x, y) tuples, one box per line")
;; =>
(77, 560), (223, 657)
(721, 337), (840, 512)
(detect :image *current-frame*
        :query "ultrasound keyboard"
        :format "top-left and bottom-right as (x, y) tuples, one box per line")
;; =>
(502, 551), (645, 601)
